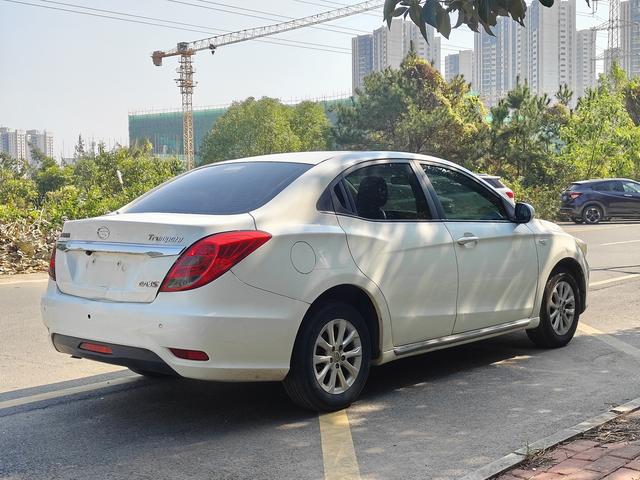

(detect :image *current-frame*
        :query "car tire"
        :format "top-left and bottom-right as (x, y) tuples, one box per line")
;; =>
(283, 302), (371, 412)
(582, 205), (603, 224)
(572, 217), (584, 224)
(526, 271), (580, 348)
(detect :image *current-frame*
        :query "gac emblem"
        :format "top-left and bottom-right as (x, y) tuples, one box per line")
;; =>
(97, 226), (110, 240)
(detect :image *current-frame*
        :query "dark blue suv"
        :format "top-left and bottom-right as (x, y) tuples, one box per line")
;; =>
(560, 178), (640, 224)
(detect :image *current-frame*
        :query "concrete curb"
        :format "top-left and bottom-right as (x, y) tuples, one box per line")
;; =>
(460, 397), (640, 480)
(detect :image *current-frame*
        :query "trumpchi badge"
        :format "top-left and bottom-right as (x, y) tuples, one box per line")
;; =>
(97, 226), (110, 240)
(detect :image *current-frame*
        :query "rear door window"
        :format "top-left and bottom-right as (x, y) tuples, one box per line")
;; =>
(122, 162), (311, 215)
(343, 163), (431, 220)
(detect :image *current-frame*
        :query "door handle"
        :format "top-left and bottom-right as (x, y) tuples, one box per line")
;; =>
(456, 235), (479, 246)
(624, 194), (633, 197)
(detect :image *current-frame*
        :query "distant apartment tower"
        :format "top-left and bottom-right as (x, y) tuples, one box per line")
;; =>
(473, 17), (523, 105)
(26, 130), (55, 161)
(0, 127), (54, 164)
(352, 34), (373, 92)
(0, 127), (28, 160)
(576, 29), (597, 99)
(474, 0), (577, 105)
(619, 0), (640, 78)
(403, 21), (441, 70)
(372, 20), (405, 71)
(445, 50), (474, 84)
(371, 20), (440, 71)
(558, 0), (577, 94)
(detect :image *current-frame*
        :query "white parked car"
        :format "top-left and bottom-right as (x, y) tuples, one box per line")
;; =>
(477, 174), (516, 203)
(42, 152), (589, 411)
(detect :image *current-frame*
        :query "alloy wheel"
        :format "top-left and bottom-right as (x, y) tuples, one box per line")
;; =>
(549, 280), (576, 336)
(584, 207), (601, 224)
(313, 318), (362, 394)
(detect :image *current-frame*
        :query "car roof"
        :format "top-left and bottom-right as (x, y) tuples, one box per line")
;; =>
(573, 178), (635, 184)
(213, 150), (464, 170)
(477, 174), (500, 179)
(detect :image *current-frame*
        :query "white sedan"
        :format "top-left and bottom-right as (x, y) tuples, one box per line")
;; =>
(42, 151), (589, 411)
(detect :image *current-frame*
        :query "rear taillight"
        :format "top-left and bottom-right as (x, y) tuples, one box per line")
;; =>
(569, 192), (582, 200)
(159, 231), (271, 292)
(506, 190), (515, 199)
(169, 348), (209, 361)
(79, 342), (113, 355)
(48, 244), (56, 281)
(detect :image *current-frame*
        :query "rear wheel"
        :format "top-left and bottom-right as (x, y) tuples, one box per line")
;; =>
(527, 271), (580, 348)
(582, 205), (603, 224)
(284, 302), (371, 411)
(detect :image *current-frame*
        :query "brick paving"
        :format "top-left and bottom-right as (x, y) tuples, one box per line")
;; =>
(496, 439), (640, 480)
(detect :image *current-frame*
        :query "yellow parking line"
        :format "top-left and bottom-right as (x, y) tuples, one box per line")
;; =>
(578, 323), (640, 359)
(0, 376), (139, 411)
(319, 410), (361, 480)
(589, 274), (640, 287)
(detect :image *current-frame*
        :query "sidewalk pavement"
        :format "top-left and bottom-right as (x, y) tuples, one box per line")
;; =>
(497, 412), (640, 480)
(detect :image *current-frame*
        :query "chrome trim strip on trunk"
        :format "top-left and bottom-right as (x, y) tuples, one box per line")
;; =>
(56, 240), (184, 258)
(393, 318), (533, 356)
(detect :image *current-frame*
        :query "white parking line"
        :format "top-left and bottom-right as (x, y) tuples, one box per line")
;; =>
(589, 274), (640, 287)
(578, 323), (640, 359)
(0, 278), (48, 286)
(319, 410), (361, 480)
(0, 376), (139, 411)
(601, 239), (640, 246)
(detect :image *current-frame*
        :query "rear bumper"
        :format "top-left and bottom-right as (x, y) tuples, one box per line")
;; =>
(52, 334), (178, 376)
(559, 206), (579, 217)
(41, 272), (310, 382)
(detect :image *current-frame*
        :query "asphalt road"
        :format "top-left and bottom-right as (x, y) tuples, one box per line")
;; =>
(1, 222), (640, 480)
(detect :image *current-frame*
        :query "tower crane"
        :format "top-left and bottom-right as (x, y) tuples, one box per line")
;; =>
(152, 0), (384, 169)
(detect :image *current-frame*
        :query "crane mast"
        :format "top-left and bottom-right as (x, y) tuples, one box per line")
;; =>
(152, 1), (384, 169)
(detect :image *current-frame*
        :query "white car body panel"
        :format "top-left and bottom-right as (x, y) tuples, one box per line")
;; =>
(444, 221), (539, 333)
(337, 217), (458, 346)
(41, 151), (589, 382)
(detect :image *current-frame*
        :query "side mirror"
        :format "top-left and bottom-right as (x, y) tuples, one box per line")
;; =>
(514, 202), (535, 224)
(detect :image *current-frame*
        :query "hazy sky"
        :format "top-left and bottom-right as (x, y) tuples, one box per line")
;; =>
(1, 0), (609, 158)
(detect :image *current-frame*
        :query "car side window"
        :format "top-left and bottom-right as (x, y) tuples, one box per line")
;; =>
(594, 182), (613, 192)
(622, 182), (640, 193)
(343, 163), (431, 220)
(421, 164), (508, 221)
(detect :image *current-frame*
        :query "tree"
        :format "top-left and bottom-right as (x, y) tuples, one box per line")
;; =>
(199, 97), (331, 164)
(333, 52), (487, 170)
(74, 134), (86, 159)
(555, 83), (573, 107)
(484, 79), (571, 185)
(558, 66), (640, 179)
(383, 0), (560, 43)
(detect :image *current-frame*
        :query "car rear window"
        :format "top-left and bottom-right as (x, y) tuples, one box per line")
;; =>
(122, 162), (311, 215)
(569, 183), (587, 191)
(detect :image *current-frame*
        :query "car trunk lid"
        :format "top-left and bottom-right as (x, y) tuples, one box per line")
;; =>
(55, 212), (255, 303)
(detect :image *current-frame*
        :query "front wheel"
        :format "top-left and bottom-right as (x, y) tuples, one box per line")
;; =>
(283, 302), (371, 411)
(527, 271), (580, 348)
